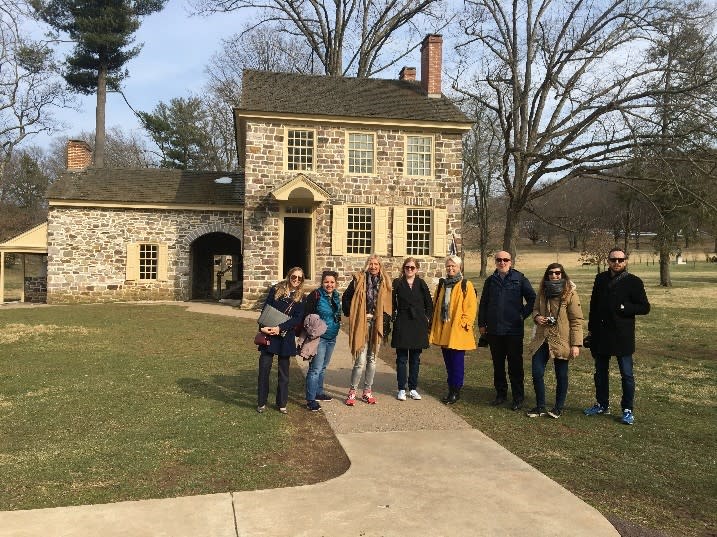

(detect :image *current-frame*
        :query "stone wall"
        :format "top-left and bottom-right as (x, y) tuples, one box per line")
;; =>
(24, 276), (47, 303)
(241, 120), (465, 307)
(47, 207), (243, 304)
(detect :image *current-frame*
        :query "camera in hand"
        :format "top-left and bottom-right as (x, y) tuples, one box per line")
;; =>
(545, 316), (557, 326)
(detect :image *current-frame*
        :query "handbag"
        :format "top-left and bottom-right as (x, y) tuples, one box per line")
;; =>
(254, 331), (270, 346)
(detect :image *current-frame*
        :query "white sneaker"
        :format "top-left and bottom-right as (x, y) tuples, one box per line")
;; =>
(397, 389), (407, 401)
(409, 389), (422, 400)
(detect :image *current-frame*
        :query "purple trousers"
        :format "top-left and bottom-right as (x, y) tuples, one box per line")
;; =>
(441, 347), (466, 388)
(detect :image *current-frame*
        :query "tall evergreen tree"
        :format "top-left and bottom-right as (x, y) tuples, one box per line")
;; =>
(32, 0), (167, 167)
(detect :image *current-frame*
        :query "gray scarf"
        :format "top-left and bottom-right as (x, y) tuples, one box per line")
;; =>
(544, 279), (565, 298)
(441, 273), (462, 322)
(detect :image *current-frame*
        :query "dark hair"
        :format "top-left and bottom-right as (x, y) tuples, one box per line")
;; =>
(321, 270), (339, 281)
(608, 247), (628, 259)
(400, 257), (420, 280)
(539, 263), (572, 300)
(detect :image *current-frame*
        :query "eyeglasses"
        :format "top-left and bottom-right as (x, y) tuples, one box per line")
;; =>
(608, 257), (626, 263)
(290, 275), (303, 281)
(404, 265), (417, 270)
(495, 258), (511, 263)
(547, 270), (562, 276)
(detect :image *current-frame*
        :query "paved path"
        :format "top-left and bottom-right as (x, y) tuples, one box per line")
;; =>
(0, 302), (619, 536)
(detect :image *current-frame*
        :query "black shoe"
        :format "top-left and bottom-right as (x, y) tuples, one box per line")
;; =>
(511, 400), (523, 411)
(526, 406), (547, 418)
(306, 400), (321, 412)
(490, 397), (506, 406)
(441, 387), (455, 404)
(446, 388), (461, 405)
(547, 407), (562, 419)
(316, 393), (333, 401)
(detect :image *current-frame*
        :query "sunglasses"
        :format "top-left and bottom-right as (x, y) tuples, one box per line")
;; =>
(495, 258), (511, 263)
(290, 275), (303, 281)
(608, 257), (626, 263)
(547, 270), (562, 276)
(404, 265), (417, 270)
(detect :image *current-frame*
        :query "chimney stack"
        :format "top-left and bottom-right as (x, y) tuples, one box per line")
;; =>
(399, 66), (416, 81)
(67, 140), (92, 170)
(421, 34), (443, 98)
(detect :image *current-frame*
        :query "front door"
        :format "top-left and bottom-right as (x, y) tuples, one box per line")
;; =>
(282, 216), (311, 279)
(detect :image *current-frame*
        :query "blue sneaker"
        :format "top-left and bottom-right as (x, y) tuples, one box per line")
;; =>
(621, 409), (635, 425)
(583, 403), (610, 416)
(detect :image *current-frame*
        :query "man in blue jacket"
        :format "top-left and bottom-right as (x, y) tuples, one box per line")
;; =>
(478, 251), (536, 410)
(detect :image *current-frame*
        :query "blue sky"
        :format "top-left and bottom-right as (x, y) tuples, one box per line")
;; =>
(33, 0), (245, 150)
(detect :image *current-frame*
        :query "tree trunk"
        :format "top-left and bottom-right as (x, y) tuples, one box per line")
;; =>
(502, 204), (521, 262)
(659, 247), (672, 287)
(94, 64), (108, 168)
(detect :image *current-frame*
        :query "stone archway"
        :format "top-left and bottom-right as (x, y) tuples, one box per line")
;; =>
(184, 226), (243, 301)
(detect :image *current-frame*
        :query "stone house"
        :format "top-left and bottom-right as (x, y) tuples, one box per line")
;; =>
(0, 34), (472, 307)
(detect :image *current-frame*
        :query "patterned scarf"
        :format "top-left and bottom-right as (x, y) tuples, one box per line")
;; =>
(366, 273), (380, 314)
(441, 273), (463, 322)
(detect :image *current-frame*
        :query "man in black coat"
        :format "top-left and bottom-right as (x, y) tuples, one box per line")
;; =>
(584, 247), (650, 425)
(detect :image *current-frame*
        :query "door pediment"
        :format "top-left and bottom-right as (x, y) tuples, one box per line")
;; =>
(271, 174), (329, 202)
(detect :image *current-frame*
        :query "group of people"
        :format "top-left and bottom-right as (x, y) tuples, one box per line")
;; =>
(256, 247), (650, 426)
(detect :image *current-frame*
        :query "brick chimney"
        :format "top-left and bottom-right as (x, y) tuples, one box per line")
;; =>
(399, 66), (416, 81)
(67, 140), (92, 170)
(421, 34), (443, 98)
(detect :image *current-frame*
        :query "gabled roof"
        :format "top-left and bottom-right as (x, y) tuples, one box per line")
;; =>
(0, 222), (47, 253)
(237, 70), (471, 125)
(47, 168), (245, 208)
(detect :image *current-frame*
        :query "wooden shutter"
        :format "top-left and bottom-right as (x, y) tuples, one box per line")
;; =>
(374, 206), (388, 256)
(331, 205), (347, 255)
(157, 243), (168, 281)
(431, 207), (447, 257)
(393, 206), (407, 257)
(125, 243), (139, 281)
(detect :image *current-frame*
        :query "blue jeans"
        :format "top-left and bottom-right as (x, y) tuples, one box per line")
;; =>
(305, 337), (337, 401)
(531, 343), (569, 410)
(592, 353), (635, 411)
(396, 348), (421, 391)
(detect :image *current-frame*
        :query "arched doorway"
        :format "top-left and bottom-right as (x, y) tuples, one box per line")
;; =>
(190, 232), (242, 300)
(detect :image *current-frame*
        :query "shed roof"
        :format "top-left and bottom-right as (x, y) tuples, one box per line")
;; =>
(237, 70), (471, 125)
(47, 168), (245, 207)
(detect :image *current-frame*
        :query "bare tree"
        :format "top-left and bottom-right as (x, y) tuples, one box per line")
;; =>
(451, 0), (698, 258)
(191, 0), (450, 77)
(1, 0), (68, 183)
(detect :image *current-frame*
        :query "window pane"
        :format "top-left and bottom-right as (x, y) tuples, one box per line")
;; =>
(139, 244), (158, 280)
(407, 136), (432, 176)
(287, 130), (314, 171)
(348, 133), (374, 174)
(347, 207), (373, 254)
(407, 209), (431, 255)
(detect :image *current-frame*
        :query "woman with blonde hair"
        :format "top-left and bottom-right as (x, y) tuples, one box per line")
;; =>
(526, 263), (583, 419)
(256, 266), (306, 414)
(429, 255), (477, 404)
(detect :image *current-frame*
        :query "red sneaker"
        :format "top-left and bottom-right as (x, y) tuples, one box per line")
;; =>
(362, 390), (377, 404)
(345, 389), (357, 406)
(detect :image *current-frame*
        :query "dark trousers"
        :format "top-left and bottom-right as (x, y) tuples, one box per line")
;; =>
(441, 347), (466, 388)
(592, 353), (635, 411)
(531, 342), (569, 410)
(396, 348), (422, 391)
(257, 351), (290, 408)
(488, 334), (524, 402)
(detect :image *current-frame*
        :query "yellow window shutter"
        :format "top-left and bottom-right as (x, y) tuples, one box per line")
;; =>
(126, 243), (139, 281)
(157, 244), (169, 281)
(432, 207), (447, 257)
(332, 205), (347, 255)
(374, 206), (388, 256)
(393, 206), (407, 257)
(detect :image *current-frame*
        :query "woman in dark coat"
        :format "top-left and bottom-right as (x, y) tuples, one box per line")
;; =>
(256, 266), (306, 414)
(391, 257), (433, 401)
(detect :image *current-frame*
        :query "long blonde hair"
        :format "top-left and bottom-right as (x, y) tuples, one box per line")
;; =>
(275, 266), (307, 302)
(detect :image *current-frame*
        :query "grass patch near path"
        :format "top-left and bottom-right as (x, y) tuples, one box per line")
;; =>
(0, 304), (347, 510)
(418, 261), (716, 537)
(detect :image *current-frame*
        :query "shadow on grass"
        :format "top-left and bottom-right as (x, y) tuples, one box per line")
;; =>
(177, 370), (257, 409)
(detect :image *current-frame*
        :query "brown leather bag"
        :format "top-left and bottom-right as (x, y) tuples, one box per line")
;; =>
(254, 331), (270, 346)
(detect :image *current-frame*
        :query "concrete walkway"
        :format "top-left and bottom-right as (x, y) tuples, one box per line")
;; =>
(0, 302), (619, 536)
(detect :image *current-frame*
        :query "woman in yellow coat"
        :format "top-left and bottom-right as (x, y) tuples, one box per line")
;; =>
(429, 255), (477, 404)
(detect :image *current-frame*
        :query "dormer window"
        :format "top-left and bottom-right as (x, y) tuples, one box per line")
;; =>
(286, 129), (315, 171)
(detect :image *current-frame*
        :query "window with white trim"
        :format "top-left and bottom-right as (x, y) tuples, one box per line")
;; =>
(406, 208), (431, 255)
(126, 242), (168, 281)
(331, 205), (388, 256)
(347, 207), (373, 254)
(347, 132), (374, 174)
(406, 135), (433, 176)
(287, 129), (314, 171)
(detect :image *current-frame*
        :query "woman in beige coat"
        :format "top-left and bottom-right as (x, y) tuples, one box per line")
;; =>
(526, 263), (583, 419)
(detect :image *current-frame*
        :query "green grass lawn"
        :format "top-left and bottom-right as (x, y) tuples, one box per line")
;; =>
(418, 261), (717, 537)
(0, 304), (312, 509)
